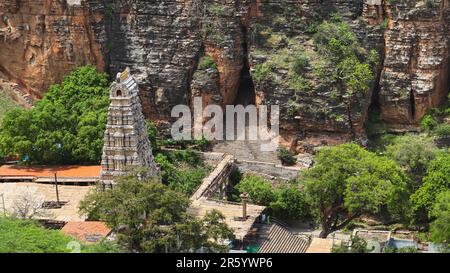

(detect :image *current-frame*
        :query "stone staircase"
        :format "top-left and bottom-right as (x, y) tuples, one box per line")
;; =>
(212, 139), (280, 164)
(212, 121), (280, 164)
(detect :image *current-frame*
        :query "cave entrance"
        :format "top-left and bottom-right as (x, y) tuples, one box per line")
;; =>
(234, 65), (256, 106)
(234, 26), (256, 107)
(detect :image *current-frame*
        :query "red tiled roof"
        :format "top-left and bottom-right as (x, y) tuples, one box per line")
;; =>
(61, 221), (112, 243)
(0, 165), (101, 178)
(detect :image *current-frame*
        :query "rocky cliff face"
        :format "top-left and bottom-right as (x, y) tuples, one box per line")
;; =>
(0, 0), (449, 148)
(378, 0), (450, 130)
(0, 0), (104, 99)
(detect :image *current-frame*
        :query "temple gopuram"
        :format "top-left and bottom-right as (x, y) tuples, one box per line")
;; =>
(100, 67), (159, 186)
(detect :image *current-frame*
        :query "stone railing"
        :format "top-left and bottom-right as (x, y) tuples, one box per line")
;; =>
(190, 154), (235, 201)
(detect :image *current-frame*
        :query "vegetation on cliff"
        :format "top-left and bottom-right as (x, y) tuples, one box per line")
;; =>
(420, 99), (450, 138)
(250, 13), (378, 128)
(411, 153), (450, 219)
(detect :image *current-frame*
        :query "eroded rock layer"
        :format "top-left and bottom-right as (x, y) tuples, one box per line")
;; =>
(0, 0), (104, 98)
(379, 0), (450, 128)
(0, 0), (449, 144)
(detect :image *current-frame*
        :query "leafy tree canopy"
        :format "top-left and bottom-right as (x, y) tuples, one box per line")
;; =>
(429, 190), (450, 244)
(269, 183), (310, 220)
(236, 175), (310, 221)
(0, 217), (122, 253)
(301, 143), (408, 238)
(411, 153), (450, 216)
(313, 15), (378, 97)
(0, 217), (73, 253)
(236, 175), (276, 206)
(385, 135), (438, 184)
(79, 169), (234, 253)
(0, 65), (110, 165)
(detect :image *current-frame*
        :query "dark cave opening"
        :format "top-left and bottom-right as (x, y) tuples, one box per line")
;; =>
(234, 65), (256, 106)
(364, 54), (385, 140)
(366, 65), (382, 125)
(234, 26), (256, 107)
(409, 89), (416, 119)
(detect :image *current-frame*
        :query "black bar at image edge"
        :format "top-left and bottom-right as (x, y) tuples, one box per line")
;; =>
(0, 253), (446, 272)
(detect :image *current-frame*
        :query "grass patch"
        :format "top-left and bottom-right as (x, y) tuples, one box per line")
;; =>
(0, 217), (122, 253)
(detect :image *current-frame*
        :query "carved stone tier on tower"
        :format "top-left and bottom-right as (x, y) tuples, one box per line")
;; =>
(100, 67), (159, 186)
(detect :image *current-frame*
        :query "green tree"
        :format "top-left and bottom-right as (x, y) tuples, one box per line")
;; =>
(0, 65), (110, 165)
(79, 169), (234, 253)
(235, 175), (311, 221)
(277, 148), (297, 166)
(236, 175), (276, 206)
(429, 190), (450, 244)
(312, 15), (377, 126)
(385, 135), (438, 187)
(411, 153), (450, 216)
(0, 217), (121, 253)
(270, 184), (310, 220)
(302, 143), (408, 238)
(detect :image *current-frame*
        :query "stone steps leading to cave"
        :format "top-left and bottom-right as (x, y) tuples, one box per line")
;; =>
(212, 140), (280, 164)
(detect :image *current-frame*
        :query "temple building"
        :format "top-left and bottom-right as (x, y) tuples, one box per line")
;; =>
(100, 68), (159, 186)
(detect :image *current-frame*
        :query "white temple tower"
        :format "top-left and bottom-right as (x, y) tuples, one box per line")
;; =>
(100, 67), (159, 186)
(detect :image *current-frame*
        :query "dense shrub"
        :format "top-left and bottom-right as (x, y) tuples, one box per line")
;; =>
(277, 148), (296, 166)
(433, 123), (450, 137)
(385, 135), (438, 184)
(235, 175), (310, 221)
(236, 175), (276, 206)
(270, 184), (311, 220)
(420, 114), (438, 132)
(291, 54), (310, 75)
(199, 56), (218, 71)
(429, 190), (450, 244)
